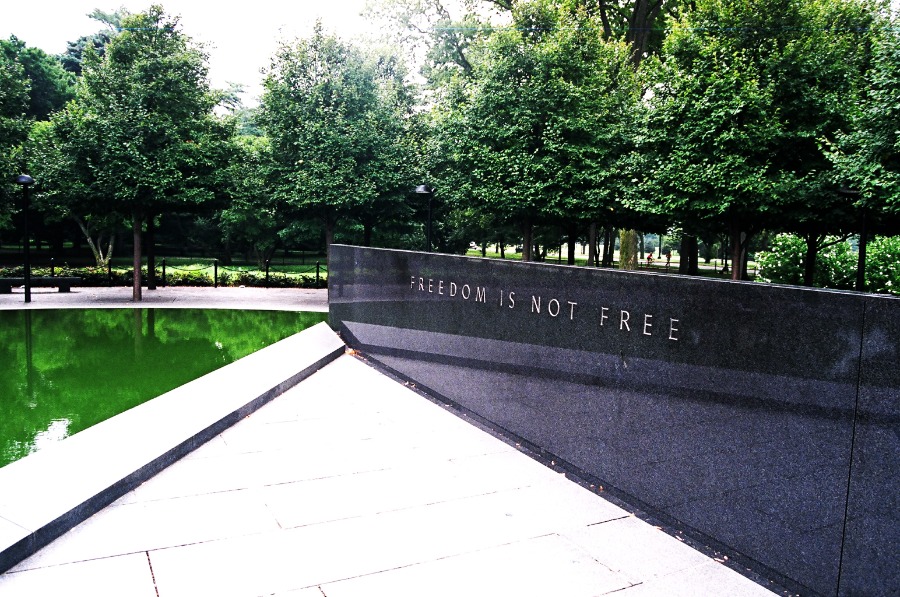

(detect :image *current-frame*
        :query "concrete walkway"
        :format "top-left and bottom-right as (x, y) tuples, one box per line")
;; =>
(0, 288), (783, 596)
(0, 285), (328, 312)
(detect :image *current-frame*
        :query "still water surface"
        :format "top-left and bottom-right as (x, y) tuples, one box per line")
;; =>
(0, 309), (328, 468)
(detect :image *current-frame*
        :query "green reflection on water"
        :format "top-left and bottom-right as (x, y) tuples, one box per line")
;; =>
(0, 309), (328, 468)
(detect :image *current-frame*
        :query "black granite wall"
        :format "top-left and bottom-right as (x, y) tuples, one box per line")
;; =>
(328, 245), (899, 597)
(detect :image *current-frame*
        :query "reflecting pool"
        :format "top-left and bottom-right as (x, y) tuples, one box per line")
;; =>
(0, 309), (328, 468)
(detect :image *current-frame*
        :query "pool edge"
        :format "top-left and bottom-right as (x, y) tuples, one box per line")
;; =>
(0, 321), (345, 573)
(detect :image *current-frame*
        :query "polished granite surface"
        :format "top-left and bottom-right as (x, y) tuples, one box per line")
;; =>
(329, 245), (900, 597)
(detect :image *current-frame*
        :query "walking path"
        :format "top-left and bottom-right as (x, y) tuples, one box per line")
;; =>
(0, 285), (328, 312)
(0, 287), (783, 596)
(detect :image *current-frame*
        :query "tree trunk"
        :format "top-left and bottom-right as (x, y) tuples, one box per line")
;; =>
(146, 216), (156, 290)
(856, 210), (868, 292)
(74, 216), (113, 267)
(567, 224), (577, 265)
(730, 225), (750, 281)
(619, 229), (639, 270)
(587, 222), (598, 267)
(678, 234), (699, 275)
(324, 214), (336, 257)
(105, 236), (114, 267)
(602, 227), (615, 267)
(521, 221), (533, 261)
(363, 222), (373, 247)
(687, 235), (699, 275)
(132, 211), (142, 302)
(679, 236), (690, 274)
(803, 234), (819, 286)
(626, 0), (665, 66)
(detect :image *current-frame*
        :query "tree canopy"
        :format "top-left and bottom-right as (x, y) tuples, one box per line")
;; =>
(2, 0), (899, 296)
(35, 5), (221, 299)
(259, 23), (417, 251)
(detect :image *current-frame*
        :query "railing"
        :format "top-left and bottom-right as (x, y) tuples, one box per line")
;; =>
(159, 259), (325, 289)
(0, 258), (327, 289)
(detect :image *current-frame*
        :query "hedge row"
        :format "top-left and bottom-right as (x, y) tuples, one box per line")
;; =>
(0, 266), (326, 289)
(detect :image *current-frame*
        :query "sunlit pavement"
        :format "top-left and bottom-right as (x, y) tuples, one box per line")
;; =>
(0, 285), (328, 312)
(0, 289), (783, 596)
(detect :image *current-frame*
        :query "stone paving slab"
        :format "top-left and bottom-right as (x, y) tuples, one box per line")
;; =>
(1, 354), (780, 597)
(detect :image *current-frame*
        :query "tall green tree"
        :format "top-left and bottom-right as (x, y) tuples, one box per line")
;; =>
(438, 0), (639, 261)
(29, 116), (121, 266)
(1, 36), (75, 121)
(638, 0), (877, 280)
(367, 0), (501, 86)
(60, 32), (114, 76)
(43, 5), (219, 300)
(828, 14), (900, 220)
(218, 135), (284, 267)
(0, 50), (29, 231)
(58, 6), (131, 76)
(258, 24), (415, 253)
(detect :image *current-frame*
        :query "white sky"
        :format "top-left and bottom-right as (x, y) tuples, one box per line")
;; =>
(1, 0), (376, 105)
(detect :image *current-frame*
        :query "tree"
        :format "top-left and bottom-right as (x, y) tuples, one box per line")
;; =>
(366, 0), (501, 86)
(638, 0), (876, 280)
(0, 50), (29, 232)
(60, 32), (114, 76)
(57, 6), (131, 75)
(218, 135), (284, 267)
(258, 24), (415, 253)
(48, 5), (219, 300)
(29, 117), (120, 266)
(437, 0), (639, 261)
(1, 37), (75, 121)
(828, 15), (900, 221)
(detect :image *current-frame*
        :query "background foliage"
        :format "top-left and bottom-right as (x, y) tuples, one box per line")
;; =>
(2, 0), (898, 296)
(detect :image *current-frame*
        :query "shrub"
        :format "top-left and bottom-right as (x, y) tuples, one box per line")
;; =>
(757, 233), (899, 294)
(0, 264), (326, 288)
(865, 236), (900, 295)
(757, 234), (805, 285)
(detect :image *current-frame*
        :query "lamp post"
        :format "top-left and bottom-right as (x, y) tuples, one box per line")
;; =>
(16, 174), (35, 303)
(415, 184), (434, 252)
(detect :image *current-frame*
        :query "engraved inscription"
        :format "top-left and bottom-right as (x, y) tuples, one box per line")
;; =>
(411, 272), (682, 341)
